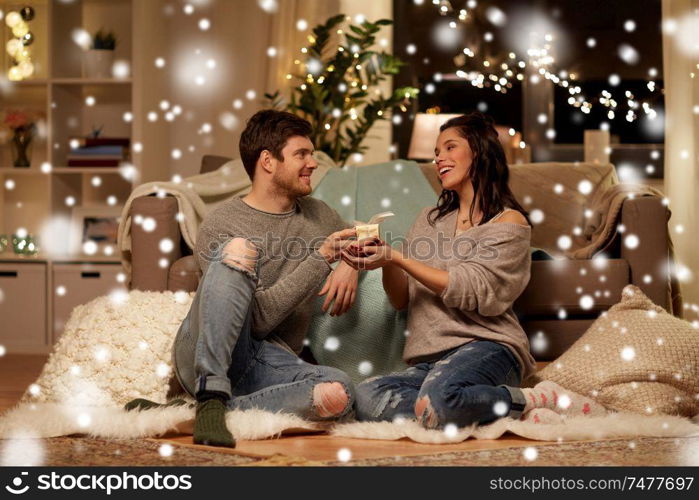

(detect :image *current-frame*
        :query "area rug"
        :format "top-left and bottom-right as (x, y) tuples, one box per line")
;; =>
(324, 436), (699, 466)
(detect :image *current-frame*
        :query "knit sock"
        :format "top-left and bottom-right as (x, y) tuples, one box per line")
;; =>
(520, 407), (565, 425)
(193, 398), (235, 448)
(124, 398), (190, 412)
(522, 381), (607, 417)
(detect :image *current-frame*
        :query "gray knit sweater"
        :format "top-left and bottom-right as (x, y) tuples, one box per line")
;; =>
(193, 196), (349, 353)
(402, 207), (537, 380)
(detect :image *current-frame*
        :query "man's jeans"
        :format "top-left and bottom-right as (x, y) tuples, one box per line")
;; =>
(173, 259), (354, 421)
(355, 340), (526, 428)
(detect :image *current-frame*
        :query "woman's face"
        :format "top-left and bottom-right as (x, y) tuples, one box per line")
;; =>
(434, 127), (473, 191)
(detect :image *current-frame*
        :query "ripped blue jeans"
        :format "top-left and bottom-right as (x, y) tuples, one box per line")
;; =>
(173, 257), (354, 421)
(355, 340), (526, 428)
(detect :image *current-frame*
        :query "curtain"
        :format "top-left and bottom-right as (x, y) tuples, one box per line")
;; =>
(265, 0), (341, 96)
(662, 0), (699, 307)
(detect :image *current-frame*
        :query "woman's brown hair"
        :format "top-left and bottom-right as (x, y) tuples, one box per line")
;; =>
(429, 112), (530, 226)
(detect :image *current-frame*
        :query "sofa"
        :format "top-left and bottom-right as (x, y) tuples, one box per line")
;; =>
(127, 156), (676, 363)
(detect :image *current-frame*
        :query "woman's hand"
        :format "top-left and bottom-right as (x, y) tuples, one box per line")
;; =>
(341, 238), (399, 270)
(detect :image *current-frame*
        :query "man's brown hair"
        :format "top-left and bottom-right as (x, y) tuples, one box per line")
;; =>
(239, 109), (313, 180)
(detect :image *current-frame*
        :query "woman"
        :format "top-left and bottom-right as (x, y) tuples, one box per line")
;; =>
(343, 113), (605, 428)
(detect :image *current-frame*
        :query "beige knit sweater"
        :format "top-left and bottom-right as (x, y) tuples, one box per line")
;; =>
(402, 208), (537, 380)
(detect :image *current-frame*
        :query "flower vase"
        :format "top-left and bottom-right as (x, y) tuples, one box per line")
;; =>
(11, 126), (33, 168)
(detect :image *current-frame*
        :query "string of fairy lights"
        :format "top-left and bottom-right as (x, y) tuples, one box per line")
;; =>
(425, 0), (661, 124)
(4, 6), (36, 81)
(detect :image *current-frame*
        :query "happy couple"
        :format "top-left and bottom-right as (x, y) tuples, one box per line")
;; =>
(125, 109), (605, 448)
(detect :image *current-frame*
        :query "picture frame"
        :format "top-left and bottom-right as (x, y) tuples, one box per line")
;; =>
(70, 206), (122, 256)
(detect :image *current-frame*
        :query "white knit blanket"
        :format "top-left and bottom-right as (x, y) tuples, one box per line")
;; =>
(1, 290), (697, 443)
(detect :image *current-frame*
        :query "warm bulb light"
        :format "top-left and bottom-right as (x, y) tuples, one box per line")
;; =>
(11, 21), (29, 38)
(6, 38), (22, 57)
(7, 66), (22, 81)
(5, 11), (21, 28)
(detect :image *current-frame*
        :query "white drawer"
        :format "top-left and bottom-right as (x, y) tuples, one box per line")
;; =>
(0, 262), (47, 353)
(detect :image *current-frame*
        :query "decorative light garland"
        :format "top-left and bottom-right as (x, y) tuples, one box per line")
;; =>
(428, 0), (661, 124)
(5, 6), (36, 81)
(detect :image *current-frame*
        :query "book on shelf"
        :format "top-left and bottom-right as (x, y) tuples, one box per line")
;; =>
(71, 137), (131, 148)
(66, 159), (122, 167)
(67, 138), (131, 167)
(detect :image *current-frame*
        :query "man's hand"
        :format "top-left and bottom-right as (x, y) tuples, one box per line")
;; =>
(318, 261), (358, 316)
(317, 228), (357, 263)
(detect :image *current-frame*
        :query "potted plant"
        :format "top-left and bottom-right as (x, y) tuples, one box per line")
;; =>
(0, 109), (42, 167)
(83, 29), (117, 78)
(265, 15), (418, 166)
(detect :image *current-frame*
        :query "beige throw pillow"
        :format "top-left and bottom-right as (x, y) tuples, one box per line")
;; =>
(536, 285), (698, 417)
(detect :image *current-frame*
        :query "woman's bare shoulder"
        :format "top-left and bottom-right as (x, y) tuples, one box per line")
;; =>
(494, 209), (529, 227)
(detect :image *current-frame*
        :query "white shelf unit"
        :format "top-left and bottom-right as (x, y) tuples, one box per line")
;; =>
(0, 0), (137, 353)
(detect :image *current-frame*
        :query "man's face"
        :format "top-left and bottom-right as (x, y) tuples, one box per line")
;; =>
(271, 135), (318, 197)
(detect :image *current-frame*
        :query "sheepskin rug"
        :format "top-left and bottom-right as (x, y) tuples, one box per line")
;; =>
(1, 290), (698, 444)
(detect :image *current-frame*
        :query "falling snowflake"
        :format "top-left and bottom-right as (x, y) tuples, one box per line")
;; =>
(94, 346), (110, 362)
(624, 234), (640, 249)
(77, 413), (92, 428)
(557, 394), (572, 410)
(174, 291), (189, 304)
(530, 331), (548, 354)
(620, 346), (636, 361)
(493, 401), (508, 416)
(109, 290), (129, 305)
(324, 337), (340, 351)
(530, 209), (544, 224)
(336, 448), (352, 462)
(358, 361), (373, 376)
(82, 241), (98, 255)
(159, 444), (174, 457)
(523, 447), (538, 461)
(156, 363), (170, 378)
(618, 44), (639, 65)
(142, 217), (157, 232)
(443, 424), (458, 438)
(578, 180), (593, 195)
(579, 295), (594, 310)
(557, 235), (572, 250)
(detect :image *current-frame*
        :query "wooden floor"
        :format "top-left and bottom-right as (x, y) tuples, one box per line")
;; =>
(0, 354), (48, 411)
(1, 354), (694, 465)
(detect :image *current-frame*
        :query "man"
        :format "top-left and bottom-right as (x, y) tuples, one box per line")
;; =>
(127, 110), (359, 448)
